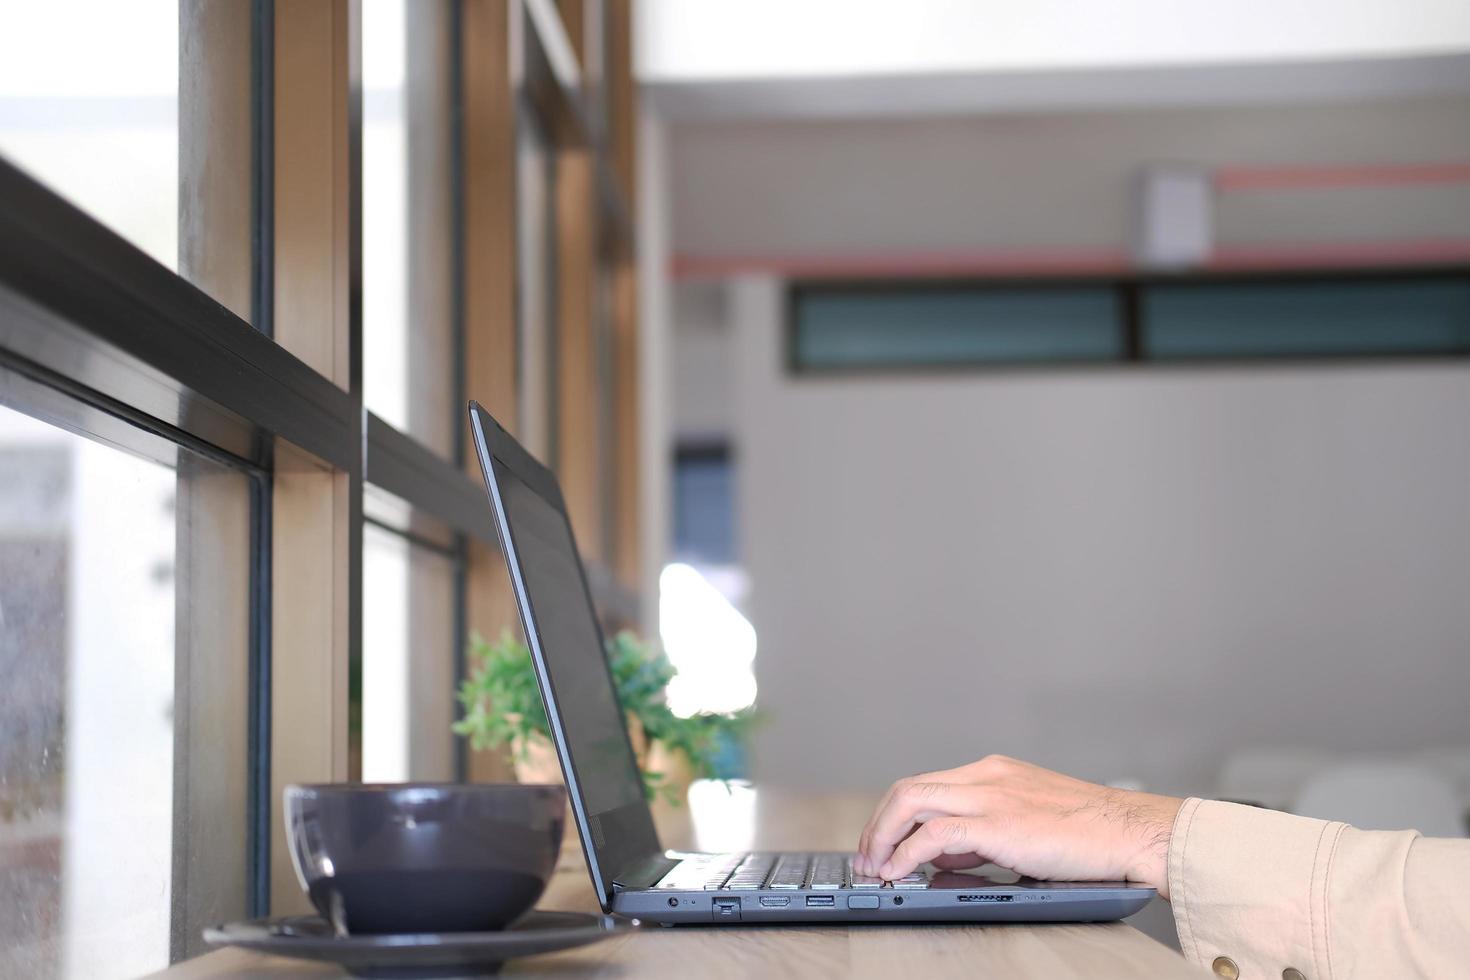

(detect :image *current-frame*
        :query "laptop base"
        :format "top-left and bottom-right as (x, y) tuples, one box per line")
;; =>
(616, 883), (1153, 925)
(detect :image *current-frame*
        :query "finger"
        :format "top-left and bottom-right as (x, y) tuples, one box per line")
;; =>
(879, 817), (987, 880)
(857, 768), (966, 873)
(857, 824), (921, 876)
(931, 851), (987, 870)
(858, 822), (912, 876)
(863, 782), (986, 875)
(858, 776), (924, 870)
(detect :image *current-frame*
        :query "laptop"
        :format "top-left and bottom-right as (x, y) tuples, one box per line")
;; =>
(468, 401), (1154, 924)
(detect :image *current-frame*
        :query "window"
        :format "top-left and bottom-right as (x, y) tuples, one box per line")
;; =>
(789, 273), (1470, 372)
(790, 284), (1122, 371)
(0, 1), (255, 324)
(673, 444), (735, 567)
(1143, 277), (1470, 359)
(362, 520), (457, 784)
(1, 0), (642, 971)
(0, 402), (250, 979)
(358, 0), (465, 789)
(0, 3), (178, 272)
(363, 0), (455, 459)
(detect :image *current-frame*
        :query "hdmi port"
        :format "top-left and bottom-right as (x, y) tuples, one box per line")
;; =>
(759, 896), (790, 908)
(805, 895), (835, 907)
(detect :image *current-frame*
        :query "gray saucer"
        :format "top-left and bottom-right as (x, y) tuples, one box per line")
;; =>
(203, 910), (632, 978)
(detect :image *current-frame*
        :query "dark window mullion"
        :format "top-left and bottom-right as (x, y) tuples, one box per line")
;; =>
(448, 0), (471, 784)
(1120, 282), (1144, 362)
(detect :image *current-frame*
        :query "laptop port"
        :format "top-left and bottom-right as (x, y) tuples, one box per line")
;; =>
(805, 895), (836, 907)
(712, 897), (741, 921)
(759, 896), (790, 908)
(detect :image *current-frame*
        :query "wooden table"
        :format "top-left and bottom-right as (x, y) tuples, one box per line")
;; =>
(148, 786), (1199, 979)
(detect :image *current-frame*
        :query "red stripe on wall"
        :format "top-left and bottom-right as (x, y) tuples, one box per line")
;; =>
(1215, 163), (1470, 192)
(1209, 238), (1470, 270)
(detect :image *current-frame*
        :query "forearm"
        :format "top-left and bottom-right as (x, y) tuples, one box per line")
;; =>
(1169, 799), (1470, 979)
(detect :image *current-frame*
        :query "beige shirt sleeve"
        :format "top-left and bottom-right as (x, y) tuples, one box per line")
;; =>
(1167, 797), (1470, 980)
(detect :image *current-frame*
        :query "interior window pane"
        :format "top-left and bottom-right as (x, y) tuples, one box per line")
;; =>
(363, 0), (455, 458)
(1143, 278), (1470, 359)
(0, 401), (250, 979)
(674, 449), (735, 566)
(362, 525), (456, 784)
(792, 286), (1123, 369)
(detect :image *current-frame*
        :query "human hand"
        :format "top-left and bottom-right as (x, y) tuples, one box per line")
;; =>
(854, 755), (1184, 899)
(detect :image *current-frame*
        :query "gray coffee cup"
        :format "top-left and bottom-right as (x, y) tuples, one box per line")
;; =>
(284, 783), (566, 935)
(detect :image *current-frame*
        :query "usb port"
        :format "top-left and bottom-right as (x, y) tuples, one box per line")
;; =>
(805, 895), (835, 907)
(759, 896), (790, 908)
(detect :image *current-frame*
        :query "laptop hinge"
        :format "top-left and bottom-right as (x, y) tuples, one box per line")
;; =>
(613, 851), (681, 892)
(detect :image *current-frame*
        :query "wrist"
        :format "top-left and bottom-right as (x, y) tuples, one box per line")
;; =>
(1120, 792), (1183, 900)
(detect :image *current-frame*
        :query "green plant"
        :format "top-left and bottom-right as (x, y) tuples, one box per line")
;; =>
(453, 629), (757, 803)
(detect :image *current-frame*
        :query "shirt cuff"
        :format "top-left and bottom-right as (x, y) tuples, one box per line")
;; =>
(1168, 798), (1347, 979)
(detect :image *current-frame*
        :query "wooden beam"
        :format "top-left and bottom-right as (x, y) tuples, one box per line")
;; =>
(606, 0), (636, 209)
(176, 1), (254, 941)
(270, 0), (357, 913)
(557, 149), (603, 560)
(611, 255), (640, 593)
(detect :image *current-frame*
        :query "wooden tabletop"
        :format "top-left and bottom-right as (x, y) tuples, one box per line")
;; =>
(147, 785), (1198, 979)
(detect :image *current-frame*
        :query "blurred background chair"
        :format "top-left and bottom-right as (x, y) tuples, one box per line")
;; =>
(1292, 761), (1464, 837)
(1217, 747), (1340, 811)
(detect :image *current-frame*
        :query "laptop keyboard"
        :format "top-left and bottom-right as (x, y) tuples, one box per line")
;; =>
(654, 852), (929, 891)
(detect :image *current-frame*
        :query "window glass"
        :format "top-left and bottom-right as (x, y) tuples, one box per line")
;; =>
(362, 524), (456, 784)
(673, 448), (735, 566)
(0, 3), (177, 269)
(0, 401), (250, 979)
(1143, 278), (1470, 359)
(0, 2), (256, 325)
(792, 286), (1122, 370)
(363, 0), (455, 457)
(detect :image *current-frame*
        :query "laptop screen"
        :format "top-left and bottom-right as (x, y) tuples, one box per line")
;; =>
(493, 460), (645, 812)
(472, 404), (662, 905)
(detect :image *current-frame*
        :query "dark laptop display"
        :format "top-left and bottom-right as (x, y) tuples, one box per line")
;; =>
(469, 404), (659, 905)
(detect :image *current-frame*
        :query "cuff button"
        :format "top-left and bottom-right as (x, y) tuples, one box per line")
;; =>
(1283, 970), (1307, 980)
(1211, 957), (1240, 979)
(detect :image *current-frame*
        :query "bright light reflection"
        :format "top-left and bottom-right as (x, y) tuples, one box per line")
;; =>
(687, 779), (757, 854)
(658, 563), (757, 717)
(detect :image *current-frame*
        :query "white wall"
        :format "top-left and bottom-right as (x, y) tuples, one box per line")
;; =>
(637, 1), (1470, 120)
(729, 276), (1470, 795)
(638, 0), (1470, 81)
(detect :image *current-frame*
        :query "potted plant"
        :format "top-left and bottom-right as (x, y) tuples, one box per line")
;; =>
(453, 629), (757, 805)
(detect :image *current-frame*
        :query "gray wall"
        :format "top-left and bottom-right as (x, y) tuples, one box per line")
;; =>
(671, 97), (1470, 260)
(729, 277), (1470, 795)
(671, 281), (735, 442)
